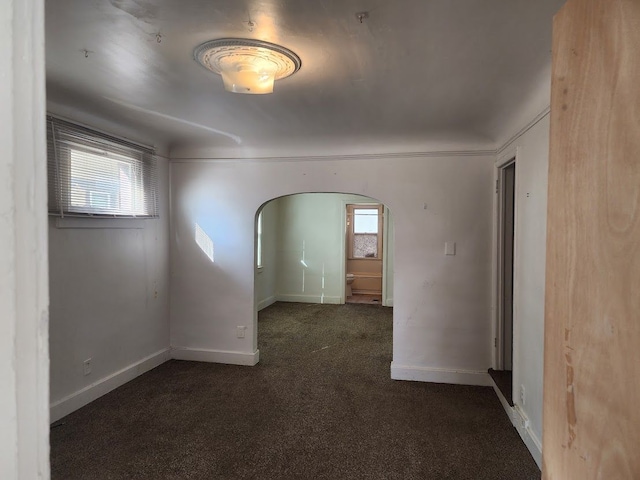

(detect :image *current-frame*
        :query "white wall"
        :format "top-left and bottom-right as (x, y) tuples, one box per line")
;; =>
(255, 199), (279, 310)
(48, 156), (171, 422)
(1, 0), (49, 477)
(496, 114), (550, 465)
(275, 193), (381, 304)
(169, 154), (495, 384)
(276, 193), (343, 304)
(257, 193), (392, 308)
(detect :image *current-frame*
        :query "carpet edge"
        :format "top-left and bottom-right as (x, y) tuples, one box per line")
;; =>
(390, 362), (492, 386)
(49, 348), (171, 423)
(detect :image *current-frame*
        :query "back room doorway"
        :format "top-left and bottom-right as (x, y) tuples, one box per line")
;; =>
(345, 203), (384, 305)
(491, 159), (516, 406)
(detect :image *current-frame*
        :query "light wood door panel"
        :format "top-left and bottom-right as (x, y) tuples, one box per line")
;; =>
(543, 0), (640, 478)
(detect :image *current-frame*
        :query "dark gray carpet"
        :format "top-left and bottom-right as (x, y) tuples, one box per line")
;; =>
(50, 302), (540, 479)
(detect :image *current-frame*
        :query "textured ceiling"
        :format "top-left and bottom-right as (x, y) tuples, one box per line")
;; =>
(46, 0), (565, 155)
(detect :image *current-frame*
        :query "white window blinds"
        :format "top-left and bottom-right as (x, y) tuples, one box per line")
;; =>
(47, 116), (159, 217)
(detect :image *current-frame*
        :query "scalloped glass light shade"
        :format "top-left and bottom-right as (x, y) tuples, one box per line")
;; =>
(194, 39), (301, 95)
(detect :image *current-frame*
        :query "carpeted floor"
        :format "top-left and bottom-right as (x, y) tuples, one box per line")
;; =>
(50, 302), (540, 479)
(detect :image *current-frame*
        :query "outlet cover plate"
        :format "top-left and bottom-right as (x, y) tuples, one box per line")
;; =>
(83, 358), (92, 376)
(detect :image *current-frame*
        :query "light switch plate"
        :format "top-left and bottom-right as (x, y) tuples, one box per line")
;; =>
(445, 242), (456, 256)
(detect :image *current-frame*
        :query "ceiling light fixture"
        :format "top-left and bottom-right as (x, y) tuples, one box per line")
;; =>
(194, 38), (301, 95)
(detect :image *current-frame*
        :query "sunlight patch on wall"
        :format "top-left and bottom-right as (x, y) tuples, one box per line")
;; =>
(195, 223), (214, 262)
(300, 239), (307, 292)
(321, 262), (325, 304)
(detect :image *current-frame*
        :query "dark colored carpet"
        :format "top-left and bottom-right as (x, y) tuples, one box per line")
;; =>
(50, 302), (540, 479)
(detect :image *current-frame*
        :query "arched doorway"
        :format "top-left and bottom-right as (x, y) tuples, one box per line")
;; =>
(252, 192), (394, 364)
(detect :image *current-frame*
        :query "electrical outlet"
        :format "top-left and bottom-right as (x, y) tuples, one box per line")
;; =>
(83, 358), (92, 376)
(520, 385), (526, 406)
(236, 326), (246, 339)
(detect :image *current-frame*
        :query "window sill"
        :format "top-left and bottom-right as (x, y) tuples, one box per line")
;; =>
(53, 216), (147, 229)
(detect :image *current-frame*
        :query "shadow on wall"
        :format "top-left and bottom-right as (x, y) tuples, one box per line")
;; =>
(253, 193), (395, 311)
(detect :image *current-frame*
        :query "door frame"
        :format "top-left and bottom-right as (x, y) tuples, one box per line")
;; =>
(340, 200), (391, 305)
(494, 148), (520, 370)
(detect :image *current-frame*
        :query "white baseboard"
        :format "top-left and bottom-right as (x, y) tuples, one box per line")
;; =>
(490, 381), (514, 415)
(257, 295), (277, 311)
(489, 379), (542, 469)
(276, 294), (341, 305)
(383, 297), (393, 307)
(50, 348), (170, 423)
(171, 347), (259, 366)
(513, 406), (542, 469)
(390, 362), (492, 386)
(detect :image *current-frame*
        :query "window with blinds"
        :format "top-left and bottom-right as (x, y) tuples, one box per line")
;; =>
(47, 116), (158, 218)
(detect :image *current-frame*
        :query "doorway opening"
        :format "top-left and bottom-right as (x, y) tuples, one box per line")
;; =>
(253, 193), (394, 367)
(253, 193), (393, 313)
(345, 203), (384, 304)
(490, 159), (516, 406)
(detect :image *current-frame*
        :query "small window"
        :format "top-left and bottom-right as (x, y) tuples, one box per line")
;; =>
(353, 208), (379, 258)
(47, 116), (158, 217)
(256, 211), (264, 268)
(354, 208), (379, 234)
(347, 205), (383, 259)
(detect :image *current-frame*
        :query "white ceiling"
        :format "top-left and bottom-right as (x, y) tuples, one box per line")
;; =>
(46, 0), (565, 156)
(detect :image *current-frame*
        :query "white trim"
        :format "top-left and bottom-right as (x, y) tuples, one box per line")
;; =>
(490, 381), (514, 414)
(49, 349), (171, 423)
(257, 295), (276, 311)
(513, 406), (542, 469)
(496, 144), (520, 168)
(381, 206), (389, 306)
(340, 201), (348, 304)
(342, 198), (391, 306)
(513, 406), (542, 468)
(54, 217), (147, 229)
(169, 108), (549, 164)
(390, 363), (492, 386)
(490, 378), (542, 469)
(170, 149), (497, 163)
(171, 347), (259, 366)
(276, 294), (342, 305)
(494, 154), (519, 369)
(497, 107), (550, 156)
(385, 297), (394, 307)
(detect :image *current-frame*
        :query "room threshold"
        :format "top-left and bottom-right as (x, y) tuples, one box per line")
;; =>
(488, 368), (513, 406)
(346, 294), (382, 305)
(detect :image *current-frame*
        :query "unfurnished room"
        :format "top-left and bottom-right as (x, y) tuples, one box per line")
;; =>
(2, 0), (639, 479)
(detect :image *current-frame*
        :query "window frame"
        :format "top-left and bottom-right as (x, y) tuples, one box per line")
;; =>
(47, 116), (158, 218)
(346, 204), (384, 260)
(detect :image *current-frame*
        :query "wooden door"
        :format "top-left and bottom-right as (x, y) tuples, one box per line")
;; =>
(543, 0), (640, 478)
